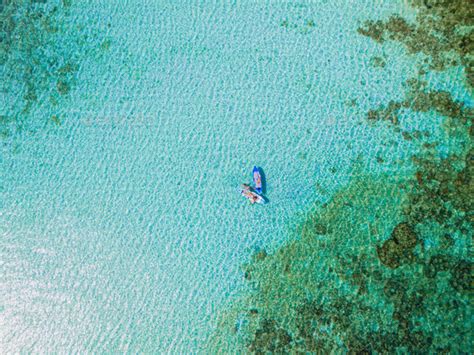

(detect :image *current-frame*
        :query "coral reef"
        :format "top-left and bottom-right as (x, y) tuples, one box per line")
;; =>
(366, 78), (473, 131)
(360, 0), (473, 249)
(0, 0), (99, 141)
(377, 223), (418, 268)
(424, 254), (472, 293)
(406, 149), (474, 232)
(367, 100), (402, 124)
(248, 319), (292, 353)
(209, 175), (471, 353)
(358, 0), (474, 87)
(450, 260), (472, 292)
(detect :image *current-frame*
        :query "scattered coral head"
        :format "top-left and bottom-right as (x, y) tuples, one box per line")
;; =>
(377, 223), (419, 268)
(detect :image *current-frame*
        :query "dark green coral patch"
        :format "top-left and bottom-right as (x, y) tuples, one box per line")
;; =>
(377, 239), (404, 268)
(450, 260), (472, 292)
(56, 79), (70, 95)
(51, 114), (61, 125)
(377, 223), (419, 269)
(409, 89), (466, 121)
(57, 63), (77, 74)
(301, 212), (330, 237)
(365, 78), (471, 131)
(357, 19), (385, 43)
(367, 100), (401, 124)
(383, 277), (407, 300)
(405, 151), (473, 230)
(423, 255), (471, 292)
(423, 254), (453, 278)
(370, 56), (386, 68)
(24, 84), (38, 102)
(248, 319), (292, 353)
(357, 15), (416, 44)
(385, 15), (414, 40)
(253, 249), (267, 262)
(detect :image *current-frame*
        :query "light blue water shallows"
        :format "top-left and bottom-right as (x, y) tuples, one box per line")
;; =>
(1, 0), (435, 352)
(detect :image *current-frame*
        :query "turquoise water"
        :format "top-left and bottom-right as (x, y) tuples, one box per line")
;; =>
(1, 0), (471, 353)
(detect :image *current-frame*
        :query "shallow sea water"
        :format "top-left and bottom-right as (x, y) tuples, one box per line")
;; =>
(0, 0), (470, 353)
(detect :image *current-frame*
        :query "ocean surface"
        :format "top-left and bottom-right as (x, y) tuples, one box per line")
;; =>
(1, 0), (471, 353)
